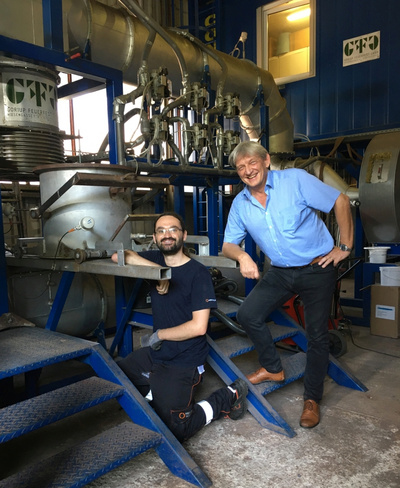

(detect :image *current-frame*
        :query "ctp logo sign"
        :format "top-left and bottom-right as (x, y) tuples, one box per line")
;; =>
(2, 71), (58, 128)
(343, 31), (380, 67)
(6, 78), (56, 108)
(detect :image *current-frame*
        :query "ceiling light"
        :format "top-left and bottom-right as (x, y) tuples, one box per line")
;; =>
(287, 8), (311, 22)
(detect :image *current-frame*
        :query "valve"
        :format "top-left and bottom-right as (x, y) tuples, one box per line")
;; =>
(2, 202), (15, 218)
(150, 115), (169, 142)
(223, 130), (241, 155)
(74, 248), (107, 264)
(188, 82), (208, 113)
(223, 92), (241, 118)
(150, 67), (170, 101)
(192, 123), (207, 152)
(11, 245), (24, 259)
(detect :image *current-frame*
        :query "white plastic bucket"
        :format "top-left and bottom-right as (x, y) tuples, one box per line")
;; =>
(380, 266), (400, 286)
(364, 246), (391, 263)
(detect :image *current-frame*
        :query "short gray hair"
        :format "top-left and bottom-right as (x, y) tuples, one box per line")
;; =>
(228, 141), (269, 168)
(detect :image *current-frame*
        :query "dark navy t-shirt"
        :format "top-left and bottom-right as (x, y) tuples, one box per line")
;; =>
(138, 250), (217, 367)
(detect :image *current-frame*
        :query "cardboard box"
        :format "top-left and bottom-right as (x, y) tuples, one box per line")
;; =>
(370, 284), (400, 338)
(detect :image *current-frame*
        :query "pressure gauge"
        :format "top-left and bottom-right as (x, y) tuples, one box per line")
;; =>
(80, 216), (95, 230)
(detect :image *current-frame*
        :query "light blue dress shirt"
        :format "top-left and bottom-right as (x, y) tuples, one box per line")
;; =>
(223, 168), (341, 267)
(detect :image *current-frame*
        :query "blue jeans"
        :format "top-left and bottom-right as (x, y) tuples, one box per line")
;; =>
(236, 263), (337, 403)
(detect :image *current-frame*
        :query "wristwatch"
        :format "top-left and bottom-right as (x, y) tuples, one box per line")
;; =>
(339, 243), (352, 252)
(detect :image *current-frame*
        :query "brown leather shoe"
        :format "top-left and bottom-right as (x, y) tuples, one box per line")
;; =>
(300, 399), (320, 428)
(246, 367), (285, 385)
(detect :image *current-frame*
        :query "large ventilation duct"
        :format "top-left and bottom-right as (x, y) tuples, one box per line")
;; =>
(359, 132), (400, 243)
(63, 0), (293, 155)
(0, 0), (293, 155)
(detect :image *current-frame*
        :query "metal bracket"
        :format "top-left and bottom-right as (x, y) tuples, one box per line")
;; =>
(110, 213), (161, 242)
(30, 172), (170, 219)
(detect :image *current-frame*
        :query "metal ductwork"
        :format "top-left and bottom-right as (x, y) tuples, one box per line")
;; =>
(10, 0), (293, 154)
(359, 131), (400, 243)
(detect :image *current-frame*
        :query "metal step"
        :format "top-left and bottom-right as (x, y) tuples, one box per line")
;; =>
(0, 327), (213, 488)
(0, 421), (162, 488)
(252, 352), (307, 396)
(206, 335), (297, 437)
(0, 327), (96, 379)
(215, 323), (300, 358)
(0, 376), (125, 443)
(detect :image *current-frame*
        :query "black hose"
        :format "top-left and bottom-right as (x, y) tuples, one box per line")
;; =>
(214, 278), (238, 295)
(210, 308), (247, 336)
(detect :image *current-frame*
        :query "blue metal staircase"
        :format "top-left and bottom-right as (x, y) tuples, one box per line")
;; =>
(206, 300), (368, 437)
(114, 288), (368, 439)
(121, 297), (367, 439)
(0, 326), (212, 488)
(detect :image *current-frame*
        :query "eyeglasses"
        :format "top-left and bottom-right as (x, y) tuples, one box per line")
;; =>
(155, 227), (183, 236)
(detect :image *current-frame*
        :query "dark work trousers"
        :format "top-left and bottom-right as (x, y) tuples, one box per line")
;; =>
(236, 262), (337, 403)
(118, 347), (233, 442)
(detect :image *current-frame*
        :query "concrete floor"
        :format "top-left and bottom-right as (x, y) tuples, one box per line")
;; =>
(1, 277), (400, 488)
(3, 324), (398, 488)
(82, 324), (399, 488)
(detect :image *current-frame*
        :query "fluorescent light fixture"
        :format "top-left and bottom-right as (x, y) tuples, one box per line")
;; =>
(287, 7), (311, 22)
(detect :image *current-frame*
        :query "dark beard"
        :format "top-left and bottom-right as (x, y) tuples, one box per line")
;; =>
(156, 237), (183, 255)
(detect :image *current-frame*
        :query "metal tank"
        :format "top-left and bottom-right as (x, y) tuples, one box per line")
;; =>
(0, 57), (64, 179)
(35, 163), (134, 258)
(8, 270), (106, 336)
(359, 131), (400, 243)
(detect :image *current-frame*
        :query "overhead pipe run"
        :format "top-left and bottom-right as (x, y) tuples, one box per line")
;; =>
(116, 0), (190, 94)
(0, 0), (355, 195)
(64, 0), (294, 156)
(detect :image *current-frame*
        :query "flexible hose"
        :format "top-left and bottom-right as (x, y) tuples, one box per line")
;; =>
(210, 308), (246, 336)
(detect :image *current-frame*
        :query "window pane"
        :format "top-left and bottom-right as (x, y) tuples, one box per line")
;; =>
(258, 1), (315, 85)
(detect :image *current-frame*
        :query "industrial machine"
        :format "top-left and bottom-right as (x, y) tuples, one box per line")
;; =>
(0, 1), (386, 486)
(1, 0), (399, 334)
(0, 2), (345, 321)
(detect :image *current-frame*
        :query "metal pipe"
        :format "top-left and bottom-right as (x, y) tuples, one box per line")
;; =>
(117, 0), (190, 92)
(113, 85), (145, 164)
(113, 96), (127, 165)
(64, 0), (293, 154)
(66, 151), (238, 177)
(170, 28), (228, 102)
(167, 139), (185, 166)
(98, 107), (142, 153)
(310, 160), (359, 201)
(279, 157), (360, 201)
(169, 116), (191, 164)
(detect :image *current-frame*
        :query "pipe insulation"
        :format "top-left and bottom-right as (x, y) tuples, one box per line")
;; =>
(309, 161), (359, 201)
(64, 0), (293, 155)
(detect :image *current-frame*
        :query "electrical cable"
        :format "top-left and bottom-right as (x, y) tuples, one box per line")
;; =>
(51, 227), (78, 270)
(338, 304), (400, 359)
(347, 322), (400, 358)
(3, 218), (13, 234)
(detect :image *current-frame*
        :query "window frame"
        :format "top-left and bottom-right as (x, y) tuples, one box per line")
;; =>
(256, 0), (316, 85)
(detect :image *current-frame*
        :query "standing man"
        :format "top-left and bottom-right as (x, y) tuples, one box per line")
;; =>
(222, 141), (353, 429)
(112, 212), (248, 442)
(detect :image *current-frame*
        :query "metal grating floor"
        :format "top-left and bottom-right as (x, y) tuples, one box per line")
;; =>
(0, 327), (96, 379)
(0, 421), (162, 488)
